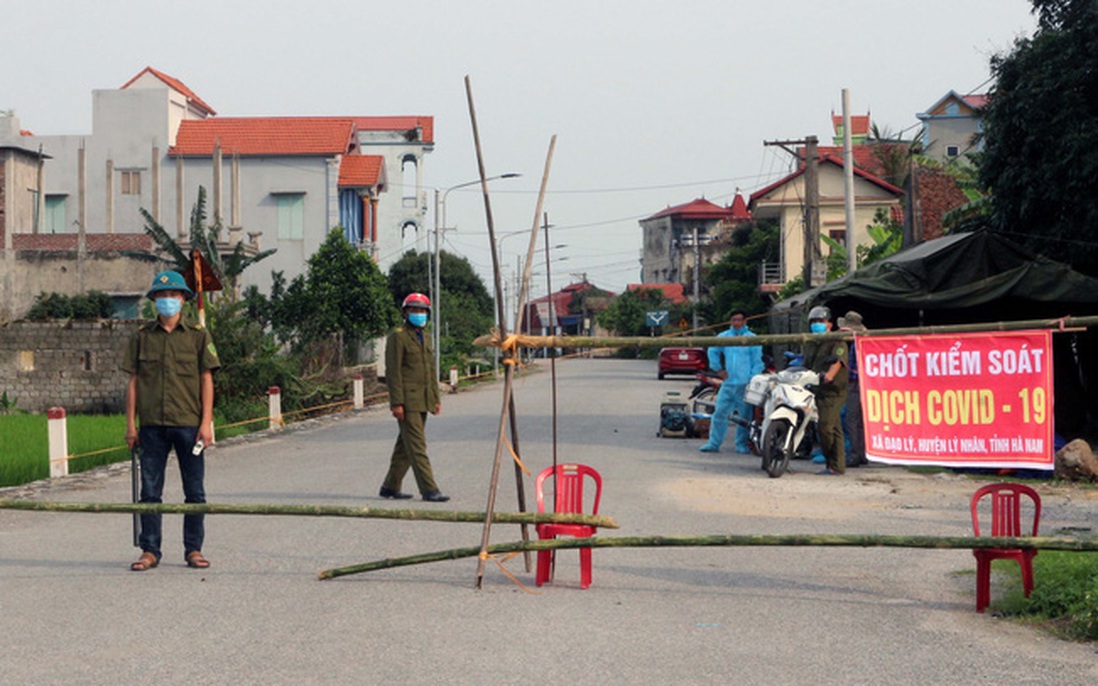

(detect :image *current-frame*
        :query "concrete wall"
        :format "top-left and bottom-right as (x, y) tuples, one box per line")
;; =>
(1, 148), (40, 239)
(1, 233), (153, 322)
(924, 117), (981, 162)
(0, 319), (139, 414)
(640, 215), (675, 283)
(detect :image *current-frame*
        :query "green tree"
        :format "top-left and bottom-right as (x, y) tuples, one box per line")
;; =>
(204, 297), (301, 421)
(387, 249), (495, 373)
(819, 208), (905, 280)
(597, 287), (690, 344)
(277, 229), (399, 348)
(978, 0), (1098, 273)
(700, 222), (779, 327)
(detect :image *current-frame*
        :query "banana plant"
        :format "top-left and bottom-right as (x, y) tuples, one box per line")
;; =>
(139, 186), (276, 300)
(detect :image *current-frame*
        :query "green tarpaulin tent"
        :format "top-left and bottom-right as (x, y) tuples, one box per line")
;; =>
(769, 231), (1098, 437)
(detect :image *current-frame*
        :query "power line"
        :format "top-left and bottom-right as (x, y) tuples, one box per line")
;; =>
(429, 170), (781, 196)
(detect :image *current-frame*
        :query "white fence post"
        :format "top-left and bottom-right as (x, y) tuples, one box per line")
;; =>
(269, 386), (282, 431)
(449, 366), (459, 393)
(353, 375), (364, 410)
(47, 406), (69, 478)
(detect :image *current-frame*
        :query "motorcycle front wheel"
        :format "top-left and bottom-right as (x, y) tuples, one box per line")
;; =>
(761, 419), (793, 478)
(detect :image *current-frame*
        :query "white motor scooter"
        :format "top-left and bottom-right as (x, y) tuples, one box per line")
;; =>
(742, 367), (820, 478)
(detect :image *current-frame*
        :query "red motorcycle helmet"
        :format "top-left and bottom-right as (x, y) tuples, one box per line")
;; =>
(401, 292), (431, 310)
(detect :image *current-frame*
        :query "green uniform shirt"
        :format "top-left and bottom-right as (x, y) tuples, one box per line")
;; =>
(385, 325), (439, 413)
(803, 338), (849, 397)
(122, 320), (220, 427)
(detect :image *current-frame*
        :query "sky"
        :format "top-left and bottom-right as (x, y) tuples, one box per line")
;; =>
(4, 0), (1039, 297)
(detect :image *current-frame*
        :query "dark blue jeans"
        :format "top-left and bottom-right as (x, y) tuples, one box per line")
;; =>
(137, 425), (206, 560)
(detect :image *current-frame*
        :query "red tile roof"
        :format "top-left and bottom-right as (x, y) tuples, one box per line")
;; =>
(170, 117), (358, 157)
(348, 116), (434, 144)
(749, 153), (903, 205)
(962, 94), (989, 110)
(338, 154), (385, 187)
(627, 283), (688, 304)
(647, 198), (738, 222)
(728, 192), (752, 221)
(121, 66), (216, 116)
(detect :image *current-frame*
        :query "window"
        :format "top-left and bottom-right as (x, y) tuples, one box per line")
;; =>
(120, 171), (141, 195)
(401, 155), (418, 208)
(946, 145), (960, 158)
(45, 195), (67, 233)
(828, 229), (847, 254)
(275, 193), (305, 240)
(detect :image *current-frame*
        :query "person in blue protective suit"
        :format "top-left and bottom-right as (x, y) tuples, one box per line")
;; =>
(700, 310), (764, 454)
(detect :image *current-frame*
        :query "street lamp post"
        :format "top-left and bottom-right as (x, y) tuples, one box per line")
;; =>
(432, 173), (521, 378)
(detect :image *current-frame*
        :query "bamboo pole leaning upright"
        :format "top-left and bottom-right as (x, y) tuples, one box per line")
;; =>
(467, 77), (558, 586)
(464, 75), (512, 590)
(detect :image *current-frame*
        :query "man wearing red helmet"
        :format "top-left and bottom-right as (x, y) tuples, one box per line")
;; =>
(379, 293), (449, 502)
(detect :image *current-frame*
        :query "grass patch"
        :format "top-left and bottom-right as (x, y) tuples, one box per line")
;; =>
(991, 551), (1098, 641)
(0, 407), (270, 488)
(0, 414), (48, 487)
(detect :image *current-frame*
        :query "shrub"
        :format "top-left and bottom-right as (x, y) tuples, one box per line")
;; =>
(996, 551), (1098, 640)
(25, 291), (114, 320)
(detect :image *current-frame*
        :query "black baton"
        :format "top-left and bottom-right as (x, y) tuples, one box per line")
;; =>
(130, 446), (141, 547)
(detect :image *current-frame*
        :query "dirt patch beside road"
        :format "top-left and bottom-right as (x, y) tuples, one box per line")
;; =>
(665, 463), (1097, 524)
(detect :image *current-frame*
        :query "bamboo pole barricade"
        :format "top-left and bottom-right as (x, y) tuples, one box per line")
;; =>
(473, 315), (1098, 354)
(0, 499), (618, 528)
(316, 533), (1098, 580)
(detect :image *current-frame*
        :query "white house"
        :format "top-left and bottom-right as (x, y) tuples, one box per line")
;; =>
(0, 67), (433, 319)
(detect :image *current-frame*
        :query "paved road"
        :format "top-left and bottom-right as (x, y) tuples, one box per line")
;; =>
(1, 358), (1095, 684)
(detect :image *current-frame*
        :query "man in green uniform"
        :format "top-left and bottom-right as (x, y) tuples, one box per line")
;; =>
(123, 270), (220, 571)
(802, 305), (848, 475)
(379, 293), (449, 502)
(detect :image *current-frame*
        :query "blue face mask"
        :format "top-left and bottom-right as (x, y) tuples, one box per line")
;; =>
(408, 313), (428, 328)
(155, 297), (183, 318)
(810, 322), (828, 334)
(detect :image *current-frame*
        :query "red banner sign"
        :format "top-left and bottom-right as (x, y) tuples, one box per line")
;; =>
(857, 330), (1054, 469)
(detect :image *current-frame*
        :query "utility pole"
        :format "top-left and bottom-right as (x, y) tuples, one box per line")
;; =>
(431, 188), (440, 378)
(842, 88), (857, 275)
(764, 136), (823, 288)
(803, 135), (821, 287)
(692, 226), (701, 331)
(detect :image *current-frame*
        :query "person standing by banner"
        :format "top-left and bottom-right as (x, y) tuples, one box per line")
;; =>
(124, 270), (220, 571)
(379, 293), (450, 502)
(838, 311), (868, 468)
(803, 306), (848, 475)
(699, 310), (764, 454)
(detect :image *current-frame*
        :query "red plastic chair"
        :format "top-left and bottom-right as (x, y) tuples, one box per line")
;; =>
(535, 463), (603, 589)
(970, 482), (1042, 612)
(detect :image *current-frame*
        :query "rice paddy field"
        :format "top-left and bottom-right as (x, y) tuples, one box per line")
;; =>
(0, 412), (259, 488)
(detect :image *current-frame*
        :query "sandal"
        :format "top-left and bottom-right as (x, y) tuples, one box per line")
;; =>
(130, 552), (159, 572)
(185, 551), (211, 569)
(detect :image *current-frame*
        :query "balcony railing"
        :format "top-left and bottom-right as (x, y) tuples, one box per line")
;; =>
(758, 260), (784, 293)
